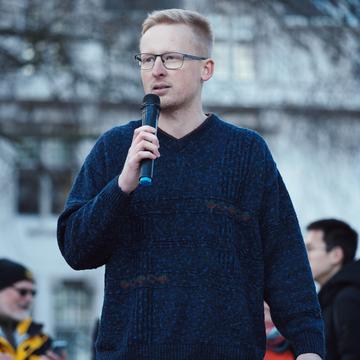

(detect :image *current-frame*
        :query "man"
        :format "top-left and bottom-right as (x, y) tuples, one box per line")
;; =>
(57, 9), (324, 359)
(306, 219), (360, 359)
(0, 259), (65, 360)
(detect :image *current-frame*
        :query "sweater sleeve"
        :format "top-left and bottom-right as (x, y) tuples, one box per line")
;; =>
(57, 132), (132, 270)
(252, 136), (325, 359)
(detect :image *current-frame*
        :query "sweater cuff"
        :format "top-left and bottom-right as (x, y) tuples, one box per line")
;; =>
(292, 332), (325, 359)
(97, 176), (133, 215)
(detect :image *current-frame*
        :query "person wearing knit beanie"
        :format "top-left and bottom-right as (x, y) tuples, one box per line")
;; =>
(0, 258), (35, 322)
(0, 259), (66, 359)
(0, 259), (34, 291)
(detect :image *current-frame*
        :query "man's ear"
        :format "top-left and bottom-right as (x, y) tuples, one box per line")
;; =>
(330, 246), (345, 265)
(201, 58), (215, 81)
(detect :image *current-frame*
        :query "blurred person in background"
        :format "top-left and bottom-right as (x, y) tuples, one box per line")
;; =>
(0, 259), (66, 360)
(264, 302), (295, 360)
(306, 219), (360, 360)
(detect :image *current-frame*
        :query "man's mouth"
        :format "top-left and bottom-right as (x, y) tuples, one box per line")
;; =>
(18, 303), (31, 311)
(152, 84), (171, 90)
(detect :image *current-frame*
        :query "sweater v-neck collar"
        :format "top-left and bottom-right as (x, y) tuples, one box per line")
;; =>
(157, 114), (215, 150)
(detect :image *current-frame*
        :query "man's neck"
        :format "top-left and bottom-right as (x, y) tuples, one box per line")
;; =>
(317, 265), (342, 288)
(158, 105), (208, 139)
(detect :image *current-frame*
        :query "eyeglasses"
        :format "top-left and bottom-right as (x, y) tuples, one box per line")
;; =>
(12, 287), (37, 297)
(134, 52), (207, 70)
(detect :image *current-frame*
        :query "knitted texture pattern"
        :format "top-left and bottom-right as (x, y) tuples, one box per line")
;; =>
(57, 114), (324, 360)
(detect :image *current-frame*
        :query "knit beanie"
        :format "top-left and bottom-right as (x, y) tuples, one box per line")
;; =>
(0, 259), (34, 291)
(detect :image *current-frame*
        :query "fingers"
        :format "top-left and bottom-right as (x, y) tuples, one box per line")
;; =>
(117, 125), (160, 193)
(132, 126), (158, 143)
(137, 150), (156, 162)
(128, 126), (160, 164)
(126, 148), (159, 172)
(134, 140), (160, 158)
(133, 126), (159, 147)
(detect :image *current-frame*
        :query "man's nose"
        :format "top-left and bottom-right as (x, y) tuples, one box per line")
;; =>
(23, 292), (35, 300)
(152, 56), (167, 76)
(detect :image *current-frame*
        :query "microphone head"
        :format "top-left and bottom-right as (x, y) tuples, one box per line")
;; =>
(142, 93), (160, 107)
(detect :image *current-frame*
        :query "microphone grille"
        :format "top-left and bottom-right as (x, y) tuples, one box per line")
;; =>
(143, 93), (160, 106)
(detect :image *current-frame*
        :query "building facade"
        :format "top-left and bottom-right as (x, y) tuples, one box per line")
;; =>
(1, 1), (359, 358)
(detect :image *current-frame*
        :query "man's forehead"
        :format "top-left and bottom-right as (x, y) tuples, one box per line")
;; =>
(13, 280), (34, 288)
(306, 229), (325, 244)
(140, 23), (198, 52)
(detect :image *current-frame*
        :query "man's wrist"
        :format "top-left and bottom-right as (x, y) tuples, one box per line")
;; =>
(118, 174), (134, 194)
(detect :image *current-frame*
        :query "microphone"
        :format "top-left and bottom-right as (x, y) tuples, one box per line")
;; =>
(139, 93), (160, 186)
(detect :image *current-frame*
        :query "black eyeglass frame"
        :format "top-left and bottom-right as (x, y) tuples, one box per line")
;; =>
(134, 52), (208, 70)
(12, 286), (37, 297)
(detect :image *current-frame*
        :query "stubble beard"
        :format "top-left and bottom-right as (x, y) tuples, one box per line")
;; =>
(159, 92), (196, 115)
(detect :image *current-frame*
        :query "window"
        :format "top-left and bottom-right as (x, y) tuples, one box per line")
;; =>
(50, 169), (73, 214)
(234, 44), (255, 81)
(210, 14), (256, 82)
(17, 168), (40, 214)
(53, 280), (94, 360)
(212, 43), (231, 81)
(16, 138), (76, 216)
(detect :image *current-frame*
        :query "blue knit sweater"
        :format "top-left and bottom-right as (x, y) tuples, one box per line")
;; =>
(57, 114), (324, 360)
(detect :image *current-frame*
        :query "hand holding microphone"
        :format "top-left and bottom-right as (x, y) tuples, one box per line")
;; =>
(118, 94), (160, 194)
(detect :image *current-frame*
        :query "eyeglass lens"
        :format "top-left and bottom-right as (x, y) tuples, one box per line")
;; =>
(13, 287), (37, 296)
(138, 53), (184, 69)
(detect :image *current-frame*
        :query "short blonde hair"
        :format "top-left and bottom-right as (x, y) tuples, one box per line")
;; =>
(141, 9), (213, 57)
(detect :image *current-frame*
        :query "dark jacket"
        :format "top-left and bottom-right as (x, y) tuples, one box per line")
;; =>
(318, 260), (360, 360)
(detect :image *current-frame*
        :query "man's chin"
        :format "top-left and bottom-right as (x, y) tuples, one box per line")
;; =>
(158, 99), (180, 113)
(10, 310), (31, 322)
